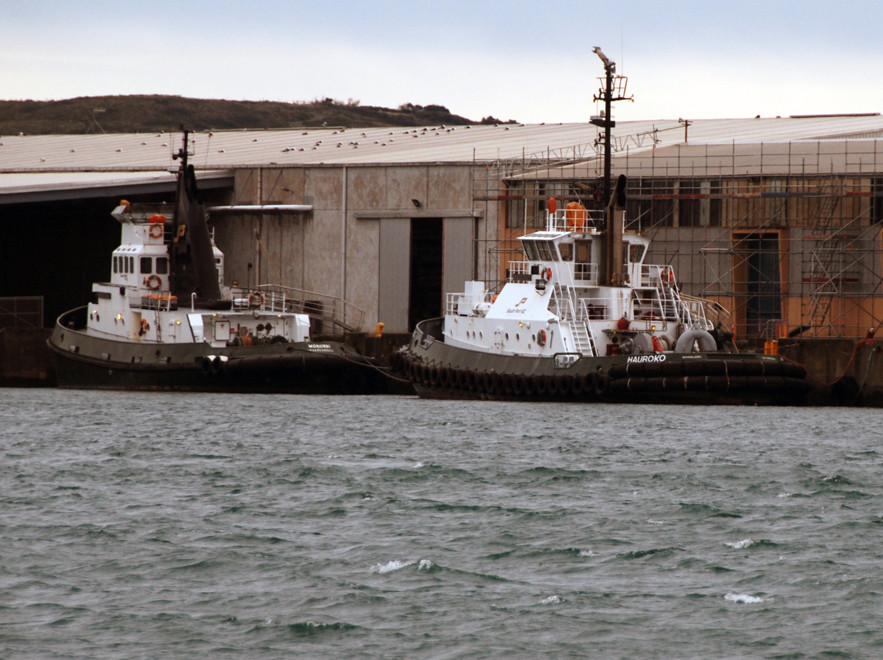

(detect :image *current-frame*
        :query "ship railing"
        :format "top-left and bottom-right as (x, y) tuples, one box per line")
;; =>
(546, 208), (605, 233)
(506, 261), (534, 282)
(231, 285), (366, 336)
(551, 285), (598, 356)
(639, 264), (675, 289)
(574, 262), (599, 284)
(127, 288), (179, 311)
(507, 261), (599, 285)
(679, 294), (726, 331)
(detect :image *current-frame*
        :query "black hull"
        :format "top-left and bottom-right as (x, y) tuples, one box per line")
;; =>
(48, 323), (399, 395)
(396, 319), (809, 406)
(52, 350), (390, 394)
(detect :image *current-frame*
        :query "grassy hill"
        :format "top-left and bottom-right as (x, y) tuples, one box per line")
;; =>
(0, 96), (515, 135)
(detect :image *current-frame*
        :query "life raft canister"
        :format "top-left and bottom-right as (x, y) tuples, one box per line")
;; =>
(565, 201), (587, 229)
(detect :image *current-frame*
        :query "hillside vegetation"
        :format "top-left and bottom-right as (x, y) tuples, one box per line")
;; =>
(0, 96), (515, 135)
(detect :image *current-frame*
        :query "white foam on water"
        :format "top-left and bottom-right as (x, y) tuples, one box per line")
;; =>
(540, 594), (562, 605)
(724, 592), (764, 604)
(370, 559), (415, 574)
(726, 538), (756, 549)
(418, 559), (433, 571)
(578, 548), (595, 557)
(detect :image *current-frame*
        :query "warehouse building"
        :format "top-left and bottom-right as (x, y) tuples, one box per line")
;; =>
(3, 115), (883, 353)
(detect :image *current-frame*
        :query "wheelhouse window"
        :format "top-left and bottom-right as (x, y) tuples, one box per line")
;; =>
(628, 244), (646, 264)
(156, 257), (168, 274)
(140, 257), (153, 274)
(536, 241), (554, 261)
(522, 241), (539, 261)
(115, 255), (134, 274)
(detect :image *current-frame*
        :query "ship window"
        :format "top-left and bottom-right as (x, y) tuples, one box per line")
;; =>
(141, 257), (153, 274)
(523, 241), (539, 261)
(537, 241), (554, 261)
(558, 243), (573, 261)
(113, 256), (118, 274)
(156, 257), (168, 275)
(629, 244), (645, 264)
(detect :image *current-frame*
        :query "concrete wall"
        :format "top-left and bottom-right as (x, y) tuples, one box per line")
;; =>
(212, 163), (486, 334)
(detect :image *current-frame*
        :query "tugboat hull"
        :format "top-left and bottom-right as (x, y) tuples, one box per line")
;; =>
(397, 319), (809, 406)
(49, 320), (387, 394)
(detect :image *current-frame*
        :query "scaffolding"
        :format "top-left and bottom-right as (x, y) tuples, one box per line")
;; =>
(472, 139), (883, 341)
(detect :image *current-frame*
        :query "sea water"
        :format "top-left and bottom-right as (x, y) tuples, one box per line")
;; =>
(0, 389), (880, 659)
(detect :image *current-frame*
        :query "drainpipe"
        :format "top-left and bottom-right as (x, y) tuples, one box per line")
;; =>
(341, 166), (348, 327)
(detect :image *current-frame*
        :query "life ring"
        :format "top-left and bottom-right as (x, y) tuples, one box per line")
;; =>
(149, 223), (164, 239)
(248, 292), (264, 308)
(537, 329), (547, 347)
(146, 274), (161, 290)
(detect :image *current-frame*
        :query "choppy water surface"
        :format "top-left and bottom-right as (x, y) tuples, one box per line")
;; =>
(0, 389), (880, 659)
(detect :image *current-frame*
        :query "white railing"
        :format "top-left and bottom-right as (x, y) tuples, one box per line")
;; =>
(507, 261), (534, 282)
(547, 208), (606, 233)
(236, 284), (367, 334)
(507, 261), (599, 285)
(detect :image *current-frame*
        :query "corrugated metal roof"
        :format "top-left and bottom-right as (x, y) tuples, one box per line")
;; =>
(528, 139), (883, 180)
(0, 170), (232, 204)
(3, 115), (883, 180)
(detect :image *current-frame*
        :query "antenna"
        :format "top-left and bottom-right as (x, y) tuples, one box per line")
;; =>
(590, 47), (634, 207)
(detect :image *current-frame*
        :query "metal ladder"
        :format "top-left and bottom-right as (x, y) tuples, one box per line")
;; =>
(554, 283), (600, 357)
(571, 320), (595, 356)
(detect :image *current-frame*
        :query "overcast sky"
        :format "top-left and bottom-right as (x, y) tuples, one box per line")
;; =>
(3, 0), (882, 124)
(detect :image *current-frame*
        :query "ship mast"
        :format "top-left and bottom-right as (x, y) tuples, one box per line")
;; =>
(590, 47), (632, 285)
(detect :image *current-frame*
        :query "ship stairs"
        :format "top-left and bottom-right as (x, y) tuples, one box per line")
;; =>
(553, 283), (599, 356)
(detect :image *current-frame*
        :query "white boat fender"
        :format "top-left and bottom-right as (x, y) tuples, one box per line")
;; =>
(674, 329), (716, 353)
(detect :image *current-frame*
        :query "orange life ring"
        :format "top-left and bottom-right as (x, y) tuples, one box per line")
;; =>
(149, 223), (164, 239)
(146, 274), (161, 290)
(248, 293), (264, 308)
(537, 329), (547, 347)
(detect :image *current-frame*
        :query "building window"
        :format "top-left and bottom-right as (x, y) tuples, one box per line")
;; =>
(678, 179), (721, 227)
(873, 178), (883, 224)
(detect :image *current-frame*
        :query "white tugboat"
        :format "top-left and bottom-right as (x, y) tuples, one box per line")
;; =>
(396, 53), (808, 405)
(48, 133), (392, 393)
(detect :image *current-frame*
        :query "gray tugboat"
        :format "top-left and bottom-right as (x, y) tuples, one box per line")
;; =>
(396, 52), (808, 405)
(48, 132), (392, 393)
